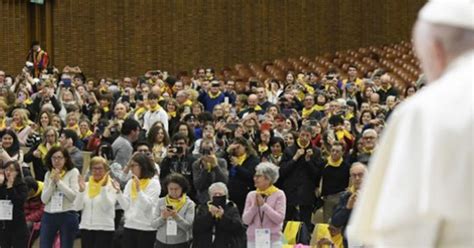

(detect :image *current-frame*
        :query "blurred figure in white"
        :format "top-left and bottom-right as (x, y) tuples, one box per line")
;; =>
(348, 0), (474, 247)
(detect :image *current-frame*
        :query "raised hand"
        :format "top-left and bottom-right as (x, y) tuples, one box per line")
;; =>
(78, 175), (86, 192)
(111, 179), (121, 193)
(132, 175), (140, 192)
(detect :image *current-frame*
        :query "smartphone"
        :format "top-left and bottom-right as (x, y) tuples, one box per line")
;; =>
(63, 78), (72, 87)
(166, 205), (174, 211)
(211, 195), (226, 208)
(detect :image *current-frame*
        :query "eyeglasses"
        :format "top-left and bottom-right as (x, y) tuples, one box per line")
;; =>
(91, 167), (105, 171)
(52, 156), (64, 161)
(350, 172), (364, 178)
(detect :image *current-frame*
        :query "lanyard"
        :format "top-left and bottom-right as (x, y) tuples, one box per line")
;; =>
(257, 196), (267, 227)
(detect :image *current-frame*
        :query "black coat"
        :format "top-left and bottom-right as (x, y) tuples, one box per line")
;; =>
(331, 191), (352, 248)
(24, 144), (46, 181)
(226, 154), (259, 215)
(0, 180), (28, 234)
(193, 201), (246, 248)
(160, 153), (197, 200)
(279, 144), (323, 206)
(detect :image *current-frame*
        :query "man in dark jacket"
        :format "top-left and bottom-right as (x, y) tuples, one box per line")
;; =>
(319, 141), (350, 223)
(331, 162), (368, 247)
(160, 133), (197, 200)
(280, 125), (323, 230)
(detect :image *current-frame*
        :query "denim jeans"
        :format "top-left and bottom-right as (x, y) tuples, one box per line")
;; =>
(40, 211), (79, 248)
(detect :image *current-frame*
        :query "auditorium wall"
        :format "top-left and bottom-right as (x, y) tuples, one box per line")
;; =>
(0, 0), (426, 78)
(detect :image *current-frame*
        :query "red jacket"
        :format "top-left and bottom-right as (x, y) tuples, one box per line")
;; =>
(24, 196), (44, 223)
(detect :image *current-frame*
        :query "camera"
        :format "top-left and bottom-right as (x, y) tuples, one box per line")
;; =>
(169, 146), (184, 154)
(201, 147), (212, 156)
(166, 205), (174, 211)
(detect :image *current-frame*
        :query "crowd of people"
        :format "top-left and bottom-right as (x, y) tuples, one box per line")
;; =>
(0, 43), (420, 248)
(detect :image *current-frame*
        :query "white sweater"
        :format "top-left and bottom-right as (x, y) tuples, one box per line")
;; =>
(143, 109), (169, 133)
(74, 181), (117, 231)
(117, 178), (161, 231)
(41, 168), (80, 213)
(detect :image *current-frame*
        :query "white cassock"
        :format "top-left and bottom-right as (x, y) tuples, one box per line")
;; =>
(347, 50), (474, 247)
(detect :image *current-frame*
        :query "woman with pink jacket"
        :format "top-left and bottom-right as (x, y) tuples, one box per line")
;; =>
(242, 162), (286, 248)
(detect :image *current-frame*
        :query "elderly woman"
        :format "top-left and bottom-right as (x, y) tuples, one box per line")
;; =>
(24, 127), (60, 181)
(75, 156), (118, 248)
(242, 162), (286, 248)
(193, 182), (245, 248)
(152, 173), (195, 248)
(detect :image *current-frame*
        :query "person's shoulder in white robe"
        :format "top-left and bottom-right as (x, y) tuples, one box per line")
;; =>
(347, 51), (474, 248)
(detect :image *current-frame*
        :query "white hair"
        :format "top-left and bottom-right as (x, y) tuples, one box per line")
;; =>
(255, 162), (280, 184)
(208, 182), (228, 198)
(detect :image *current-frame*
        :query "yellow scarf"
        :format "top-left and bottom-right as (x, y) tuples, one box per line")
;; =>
(50, 170), (66, 179)
(38, 142), (60, 160)
(314, 104), (325, 112)
(271, 152), (282, 160)
(88, 175), (109, 198)
(234, 153), (247, 166)
(165, 194), (187, 212)
(207, 202), (222, 219)
(12, 122), (25, 133)
(135, 107), (147, 118)
(379, 85), (392, 92)
(315, 223), (344, 248)
(258, 144), (268, 154)
(344, 112), (354, 121)
(302, 105), (318, 118)
(131, 178), (151, 200)
(326, 156), (343, 168)
(67, 124), (79, 132)
(103, 106), (110, 113)
(361, 147), (373, 155)
(297, 138), (310, 149)
(168, 111), (176, 119)
(148, 103), (161, 113)
(183, 99), (193, 106)
(80, 130), (93, 139)
(209, 91), (222, 99)
(256, 185), (279, 197)
(0, 118), (6, 130)
(303, 83), (315, 95)
(100, 87), (108, 94)
(336, 129), (353, 141)
(253, 105), (262, 111)
(348, 185), (356, 194)
(30, 181), (43, 199)
(24, 98), (33, 105)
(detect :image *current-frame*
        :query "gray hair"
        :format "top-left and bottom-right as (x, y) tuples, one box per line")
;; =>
(350, 162), (369, 175)
(362, 128), (378, 138)
(208, 182), (228, 198)
(255, 162), (279, 184)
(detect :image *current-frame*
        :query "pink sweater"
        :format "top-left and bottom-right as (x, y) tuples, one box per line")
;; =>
(242, 189), (286, 242)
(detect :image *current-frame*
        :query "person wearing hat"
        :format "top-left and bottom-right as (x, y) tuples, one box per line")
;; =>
(348, 0), (474, 246)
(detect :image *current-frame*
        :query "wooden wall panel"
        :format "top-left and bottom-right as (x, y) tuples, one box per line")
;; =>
(0, 0), (29, 76)
(0, 0), (426, 78)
